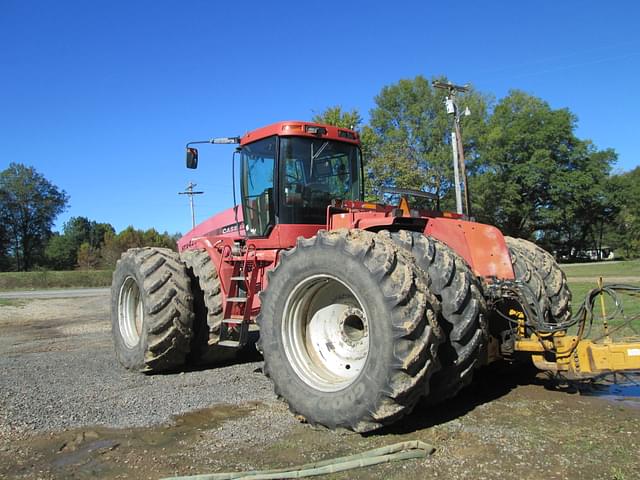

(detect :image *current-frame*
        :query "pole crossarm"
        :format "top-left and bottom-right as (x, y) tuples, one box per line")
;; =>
(178, 182), (204, 229)
(432, 80), (470, 93)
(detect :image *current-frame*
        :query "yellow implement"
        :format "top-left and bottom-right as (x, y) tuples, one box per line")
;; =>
(511, 283), (640, 378)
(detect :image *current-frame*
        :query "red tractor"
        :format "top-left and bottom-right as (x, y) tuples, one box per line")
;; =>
(111, 120), (637, 432)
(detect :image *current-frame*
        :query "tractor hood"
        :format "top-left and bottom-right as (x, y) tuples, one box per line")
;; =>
(177, 206), (244, 252)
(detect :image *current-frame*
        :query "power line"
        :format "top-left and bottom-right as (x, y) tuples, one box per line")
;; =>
(178, 182), (204, 229)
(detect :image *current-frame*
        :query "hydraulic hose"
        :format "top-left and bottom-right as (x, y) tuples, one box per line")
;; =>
(161, 440), (435, 480)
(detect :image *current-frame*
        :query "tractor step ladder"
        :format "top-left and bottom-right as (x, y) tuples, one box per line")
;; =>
(217, 249), (258, 348)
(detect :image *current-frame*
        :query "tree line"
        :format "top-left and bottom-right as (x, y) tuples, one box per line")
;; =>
(313, 76), (638, 260)
(0, 163), (179, 271)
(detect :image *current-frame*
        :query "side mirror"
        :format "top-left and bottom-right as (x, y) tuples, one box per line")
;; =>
(186, 147), (199, 169)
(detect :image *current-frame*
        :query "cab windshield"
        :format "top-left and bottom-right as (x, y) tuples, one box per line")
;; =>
(279, 137), (362, 224)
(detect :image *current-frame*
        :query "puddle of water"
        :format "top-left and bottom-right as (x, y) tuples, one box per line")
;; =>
(53, 438), (121, 468)
(579, 376), (640, 408)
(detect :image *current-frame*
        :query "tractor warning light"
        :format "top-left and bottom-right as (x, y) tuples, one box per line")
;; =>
(338, 130), (356, 140)
(305, 125), (327, 135)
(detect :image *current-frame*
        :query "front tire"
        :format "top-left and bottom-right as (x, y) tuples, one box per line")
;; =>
(257, 229), (442, 432)
(111, 248), (194, 373)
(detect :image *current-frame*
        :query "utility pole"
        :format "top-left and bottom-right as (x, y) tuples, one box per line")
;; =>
(178, 182), (204, 229)
(450, 129), (463, 215)
(433, 80), (472, 218)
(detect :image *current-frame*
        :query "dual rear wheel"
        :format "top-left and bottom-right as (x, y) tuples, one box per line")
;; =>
(258, 229), (444, 431)
(505, 237), (572, 325)
(111, 247), (236, 373)
(257, 229), (488, 431)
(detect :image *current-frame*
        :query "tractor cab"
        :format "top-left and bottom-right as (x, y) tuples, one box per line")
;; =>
(186, 121), (364, 238)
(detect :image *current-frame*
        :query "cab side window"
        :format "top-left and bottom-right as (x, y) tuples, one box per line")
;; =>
(241, 137), (276, 237)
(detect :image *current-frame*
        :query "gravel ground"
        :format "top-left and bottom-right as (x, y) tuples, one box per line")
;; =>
(1, 292), (639, 480)
(0, 293), (295, 442)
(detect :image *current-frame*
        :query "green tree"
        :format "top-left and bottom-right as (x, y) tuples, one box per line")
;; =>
(44, 216), (115, 269)
(99, 226), (179, 268)
(311, 105), (377, 197)
(99, 229), (123, 268)
(44, 233), (76, 270)
(76, 242), (101, 269)
(367, 75), (489, 208)
(63, 216), (113, 251)
(90, 222), (114, 249)
(543, 145), (617, 255)
(0, 222), (10, 270)
(311, 105), (378, 197)
(0, 163), (69, 271)
(472, 90), (616, 254)
(605, 167), (640, 258)
(312, 106), (362, 130)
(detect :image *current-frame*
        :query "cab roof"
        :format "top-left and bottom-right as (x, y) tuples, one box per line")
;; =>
(240, 121), (361, 146)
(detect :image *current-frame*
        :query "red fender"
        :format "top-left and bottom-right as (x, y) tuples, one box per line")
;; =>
(425, 217), (515, 281)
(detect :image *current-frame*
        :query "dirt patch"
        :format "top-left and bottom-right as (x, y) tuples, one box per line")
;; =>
(0, 403), (261, 479)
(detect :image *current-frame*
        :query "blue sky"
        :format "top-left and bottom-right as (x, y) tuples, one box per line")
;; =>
(1, 1), (639, 235)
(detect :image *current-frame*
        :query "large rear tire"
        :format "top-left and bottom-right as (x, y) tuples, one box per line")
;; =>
(257, 229), (442, 432)
(385, 230), (487, 404)
(111, 248), (194, 373)
(505, 237), (571, 324)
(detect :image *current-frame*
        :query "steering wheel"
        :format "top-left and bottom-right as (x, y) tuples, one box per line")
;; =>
(305, 182), (331, 193)
(286, 173), (302, 183)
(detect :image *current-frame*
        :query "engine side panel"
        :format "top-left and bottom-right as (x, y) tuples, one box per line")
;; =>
(425, 217), (515, 280)
(177, 206), (244, 252)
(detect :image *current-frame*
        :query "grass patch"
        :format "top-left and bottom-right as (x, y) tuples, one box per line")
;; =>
(0, 298), (28, 307)
(567, 280), (640, 338)
(0, 270), (113, 291)
(561, 259), (640, 278)
(568, 281), (640, 316)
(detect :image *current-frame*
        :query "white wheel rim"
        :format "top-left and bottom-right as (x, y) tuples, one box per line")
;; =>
(118, 276), (144, 348)
(282, 274), (369, 392)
